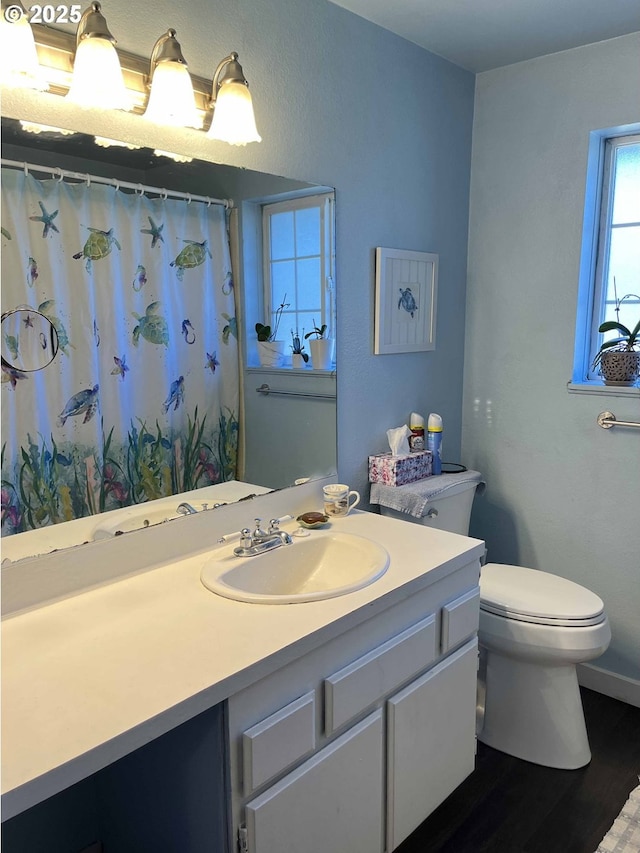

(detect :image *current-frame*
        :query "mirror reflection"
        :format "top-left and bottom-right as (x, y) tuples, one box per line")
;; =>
(1, 308), (59, 372)
(0, 119), (337, 558)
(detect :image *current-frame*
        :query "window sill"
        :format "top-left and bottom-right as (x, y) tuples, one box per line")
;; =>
(567, 382), (640, 397)
(247, 365), (336, 377)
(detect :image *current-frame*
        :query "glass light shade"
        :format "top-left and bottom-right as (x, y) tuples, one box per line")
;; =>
(208, 81), (261, 145)
(66, 37), (130, 109)
(0, 15), (47, 90)
(95, 136), (141, 149)
(20, 122), (75, 136)
(143, 62), (200, 128)
(153, 149), (193, 163)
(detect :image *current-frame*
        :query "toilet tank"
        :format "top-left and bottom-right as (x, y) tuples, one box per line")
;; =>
(380, 480), (479, 535)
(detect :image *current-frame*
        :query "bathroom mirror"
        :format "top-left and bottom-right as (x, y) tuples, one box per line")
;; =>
(1, 308), (59, 372)
(0, 117), (337, 560)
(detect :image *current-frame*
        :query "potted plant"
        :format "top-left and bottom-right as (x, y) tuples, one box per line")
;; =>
(255, 296), (289, 367)
(592, 292), (640, 386)
(290, 329), (309, 368)
(305, 321), (333, 370)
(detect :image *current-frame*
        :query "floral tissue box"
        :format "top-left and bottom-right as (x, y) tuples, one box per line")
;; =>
(368, 451), (432, 486)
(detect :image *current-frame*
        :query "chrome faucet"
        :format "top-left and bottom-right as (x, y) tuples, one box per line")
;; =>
(176, 502), (198, 516)
(233, 518), (293, 557)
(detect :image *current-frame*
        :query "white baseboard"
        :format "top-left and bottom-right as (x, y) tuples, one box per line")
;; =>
(578, 663), (640, 708)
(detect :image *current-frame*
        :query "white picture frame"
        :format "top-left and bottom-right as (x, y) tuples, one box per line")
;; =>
(374, 247), (438, 354)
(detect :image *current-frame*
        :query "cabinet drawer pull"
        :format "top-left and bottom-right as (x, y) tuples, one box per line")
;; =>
(324, 613), (437, 734)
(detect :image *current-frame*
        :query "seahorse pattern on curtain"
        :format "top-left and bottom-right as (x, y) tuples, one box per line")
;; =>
(1, 168), (240, 534)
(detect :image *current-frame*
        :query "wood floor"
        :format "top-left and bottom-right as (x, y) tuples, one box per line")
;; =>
(397, 688), (640, 853)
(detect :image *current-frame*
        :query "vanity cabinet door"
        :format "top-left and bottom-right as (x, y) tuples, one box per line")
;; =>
(244, 710), (384, 853)
(386, 638), (479, 851)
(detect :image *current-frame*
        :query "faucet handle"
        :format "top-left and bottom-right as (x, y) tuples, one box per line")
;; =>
(253, 518), (268, 539)
(240, 528), (253, 548)
(268, 518), (281, 533)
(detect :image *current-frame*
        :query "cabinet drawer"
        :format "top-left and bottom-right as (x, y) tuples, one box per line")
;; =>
(245, 710), (384, 853)
(242, 692), (316, 794)
(324, 614), (437, 734)
(441, 587), (480, 653)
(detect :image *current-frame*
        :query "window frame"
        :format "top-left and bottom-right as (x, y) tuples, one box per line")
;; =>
(261, 192), (335, 352)
(572, 124), (640, 388)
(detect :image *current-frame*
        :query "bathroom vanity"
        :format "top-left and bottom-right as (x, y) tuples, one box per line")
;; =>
(1, 484), (484, 852)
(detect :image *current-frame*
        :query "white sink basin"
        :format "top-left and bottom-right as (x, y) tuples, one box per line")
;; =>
(200, 531), (390, 604)
(93, 507), (182, 538)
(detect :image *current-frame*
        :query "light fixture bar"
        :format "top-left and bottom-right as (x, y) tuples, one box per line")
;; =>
(29, 23), (216, 123)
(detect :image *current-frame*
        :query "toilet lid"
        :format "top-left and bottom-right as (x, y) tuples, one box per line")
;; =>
(480, 563), (605, 626)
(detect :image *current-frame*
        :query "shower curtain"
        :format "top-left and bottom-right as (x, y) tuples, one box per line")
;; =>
(1, 167), (240, 535)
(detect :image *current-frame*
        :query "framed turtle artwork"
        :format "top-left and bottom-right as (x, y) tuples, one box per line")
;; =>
(374, 247), (438, 354)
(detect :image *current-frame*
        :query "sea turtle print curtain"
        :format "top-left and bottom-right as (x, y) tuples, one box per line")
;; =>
(1, 167), (239, 535)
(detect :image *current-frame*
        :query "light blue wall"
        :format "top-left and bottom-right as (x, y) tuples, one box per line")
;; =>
(463, 33), (640, 682)
(92, 0), (475, 502)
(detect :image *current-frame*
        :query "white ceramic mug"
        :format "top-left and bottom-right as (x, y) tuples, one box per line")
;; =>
(323, 484), (360, 517)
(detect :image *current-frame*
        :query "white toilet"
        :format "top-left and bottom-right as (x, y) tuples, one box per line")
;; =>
(378, 475), (611, 769)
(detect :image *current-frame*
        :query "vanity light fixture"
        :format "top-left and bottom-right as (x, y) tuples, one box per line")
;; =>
(143, 29), (200, 129)
(0, 0), (47, 90)
(0, 12), (263, 147)
(207, 52), (261, 146)
(65, 2), (130, 110)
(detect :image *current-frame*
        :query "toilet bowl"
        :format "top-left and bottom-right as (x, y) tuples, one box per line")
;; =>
(377, 474), (611, 769)
(478, 563), (610, 769)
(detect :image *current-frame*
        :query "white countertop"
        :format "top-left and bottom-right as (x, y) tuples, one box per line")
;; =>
(1, 506), (484, 820)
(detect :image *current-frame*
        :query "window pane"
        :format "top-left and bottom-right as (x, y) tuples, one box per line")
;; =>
(612, 143), (640, 225)
(295, 207), (321, 256)
(607, 225), (640, 304)
(606, 296), (640, 333)
(271, 260), (294, 312)
(295, 312), (316, 338)
(270, 211), (294, 260)
(296, 258), (322, 311)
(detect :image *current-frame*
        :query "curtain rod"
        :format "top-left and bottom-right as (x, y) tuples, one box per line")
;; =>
(0, 159), (232, 209)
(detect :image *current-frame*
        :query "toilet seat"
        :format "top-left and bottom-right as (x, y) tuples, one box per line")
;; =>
(480, 563), (605, 628)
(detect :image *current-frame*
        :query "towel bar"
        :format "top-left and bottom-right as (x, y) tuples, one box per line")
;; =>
(597, 411), (640, 430)
(256, 383), (335, 401)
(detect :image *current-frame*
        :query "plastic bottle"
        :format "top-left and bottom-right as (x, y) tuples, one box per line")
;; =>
(427, 413), (443, 475)
(409, 412), (425, 452)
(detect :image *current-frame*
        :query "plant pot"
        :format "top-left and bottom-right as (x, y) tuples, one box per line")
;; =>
(600, 350), (640, 386)
(291, 353), (306, 369)
(257, 339), (285, 368)
(309, 338), (334, 370)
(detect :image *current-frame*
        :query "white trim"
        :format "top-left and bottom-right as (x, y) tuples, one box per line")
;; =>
(577, 662), (640, 708)
(567, 382), (640, 397)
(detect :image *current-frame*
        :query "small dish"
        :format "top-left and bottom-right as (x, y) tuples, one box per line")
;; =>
(296, 512), (330, 529)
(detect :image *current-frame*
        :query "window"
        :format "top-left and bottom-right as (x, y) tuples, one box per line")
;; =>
(262, 193), (335, 350)
(573, 129), (640, 385)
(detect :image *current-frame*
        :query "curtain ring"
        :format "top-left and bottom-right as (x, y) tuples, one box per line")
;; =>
(55, 168), (64, 183)
(186, 193), (192, 204)
(112, 179), (120, 192)
(135, 184), (144, 196)
(85, 174), (91, 187)
(161, 189), (168, 201)
(206, 198), (212, 208)
(23, 162), (29, 176)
